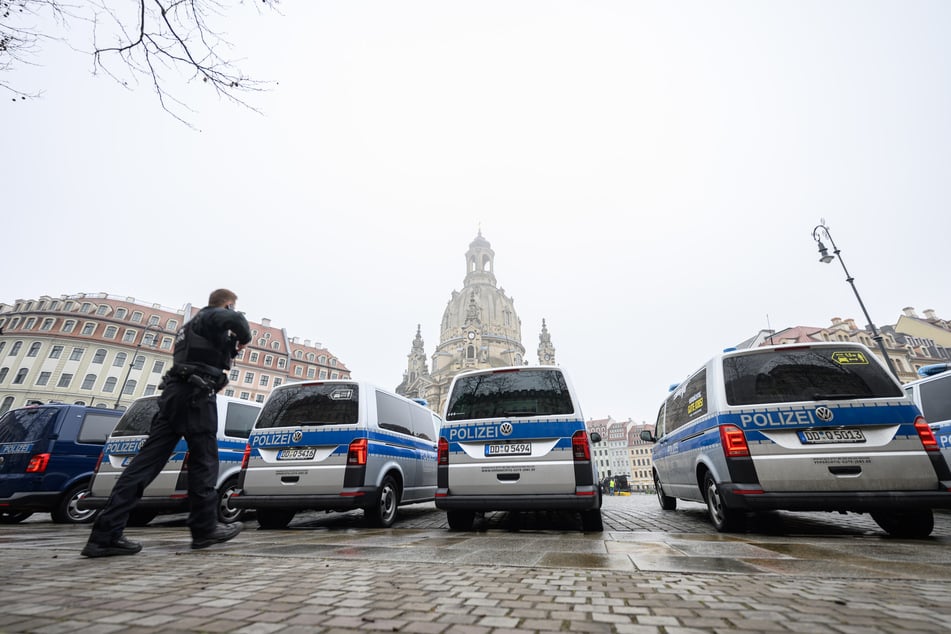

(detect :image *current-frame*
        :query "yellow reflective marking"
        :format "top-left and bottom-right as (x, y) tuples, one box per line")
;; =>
(831, 351), (868, 364)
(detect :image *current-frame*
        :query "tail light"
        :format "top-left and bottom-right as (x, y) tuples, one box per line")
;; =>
(26, 453), (51, 473)
(347, 438), (368, 466)
(438, 437), (449, 466)
(719, 425), (750, 458)
(181, 451), (190, 471)
(93, 451), (105, 474)
(915, 416), (939, 452)
(572, 431), (591, 461)
(240, 444), (251, 470)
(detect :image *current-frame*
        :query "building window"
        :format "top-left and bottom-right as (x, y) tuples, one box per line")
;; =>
(143, 332), (158, 347)
(69, 347), (84, 361)
(152, 360), (165, 374)
(148, 315), (160, 326)
(330, 359), (337, 367)
(103, 377), (117, 393)
(166, 319), (178, 331)
(230, 369), (239, 381)
(272, 342), (281, 350)
(116, 308), (127, 319)
(80, 302), (92, 313)
(278, 358), (287, 369)
(41, 318), (55, 331)
(13, 368), (28, 384)
(240, 392), (250, 400)
(255, 394), (265, 403)
(244, 372), (254, 383)
(122, 330), (135, 343)
(250, 352), (259, 363)
(82, 322), (96, 336)
(81, 374), (96, 390)
(9, 341), (21, 356)
(92, 349), (107, 364)
(273, 377), (283, 387)
(49, 345), (64, 359)
(24, 317), (36, 330)
(27, 342), (41, 357)
(319, 369), (328, 379)
(57, 373), (73, 388)
(331, 372), (339, 380)
(0, 368), (7, 382)
(131, 311), (143, 323)
(259, 375), (269, 387)
(104, 326), (118, 339)
(9, 317), (20, 329)
(64, 301), (74, 311)
(114, 352), (127, 367)
(36, 371), (52, 386)
(144, 384), (157, 396)
(160, 338), (172, 350)
(307, 368), (316, 379)
(96, 305), (109, 316)
(62, 320), (76, 333)
(132, 355), (145, 370)
(224, 389), (235, 397)
(307, 353), (315, 362)
(295, 351), (303, 360)
(318, 355), (327, 364)
(294, 367), (302, 377)
(265, 355), (273, 366)
(122, 379), (137, 395)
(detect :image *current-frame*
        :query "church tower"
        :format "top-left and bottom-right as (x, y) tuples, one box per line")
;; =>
(537, 318), (557, 365)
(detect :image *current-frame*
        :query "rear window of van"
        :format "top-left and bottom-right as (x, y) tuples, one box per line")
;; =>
(445, 369), (574, 420)
(0, 407), (59, 443)
(255, 383), (360, 429)
(723, 347), (903, 406)
(112, 398), (160, 437)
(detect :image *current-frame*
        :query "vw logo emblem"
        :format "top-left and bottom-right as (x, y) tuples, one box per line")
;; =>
(499, 422), (513, 436)
(815, 407), (834, 422)
(292, 430), (303, 443)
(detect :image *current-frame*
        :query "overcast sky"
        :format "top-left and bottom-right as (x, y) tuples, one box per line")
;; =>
(4, 1), (949, 424)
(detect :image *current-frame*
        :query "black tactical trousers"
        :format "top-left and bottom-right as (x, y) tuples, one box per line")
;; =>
(88, 379), (220, 544)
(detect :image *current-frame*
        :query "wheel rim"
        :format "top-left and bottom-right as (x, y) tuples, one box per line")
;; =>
(68, 489), (96, 522)
(654, 474), (665, 505)
(379, 483), (397, 525)
(218, 483), (242, 523)
(705, 479), (725, 527)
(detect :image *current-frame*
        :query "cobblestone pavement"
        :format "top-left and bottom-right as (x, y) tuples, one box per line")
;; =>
(3, 495), (951, 633)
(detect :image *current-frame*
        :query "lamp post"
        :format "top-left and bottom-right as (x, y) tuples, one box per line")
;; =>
(811, 222), (899, 379)
(114, 323), (160, 409)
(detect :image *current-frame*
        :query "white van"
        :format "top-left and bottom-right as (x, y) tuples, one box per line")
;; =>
(904, 364), (951, 468)
(82, 395), (262, 525)
(436, 366), (603, 532)
(231, 380), (441, 529)
(641, 342), (951, 538)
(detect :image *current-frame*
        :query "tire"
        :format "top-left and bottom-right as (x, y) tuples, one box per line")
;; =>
(217, 477), (246, 524)
(447, 510), (475, 531)
(0, 511), (33, 524)
(51, 482), (99, 524)
(365, 475), (401, 528)
(256, 509), (295, 530)
(703, 472), (742, 532)
(581, 508), (604, 532)
(127, 509), (158, 527)
(654, 472), (677, 511)
(871, 509), (934, 538)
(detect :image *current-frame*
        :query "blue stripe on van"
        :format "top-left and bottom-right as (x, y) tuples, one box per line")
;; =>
(247, 428), (435, 453)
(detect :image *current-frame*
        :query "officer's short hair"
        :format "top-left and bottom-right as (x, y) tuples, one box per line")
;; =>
(208, 289), (238, 307)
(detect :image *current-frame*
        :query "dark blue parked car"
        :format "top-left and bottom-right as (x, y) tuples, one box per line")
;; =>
(0, 404), (122, 524)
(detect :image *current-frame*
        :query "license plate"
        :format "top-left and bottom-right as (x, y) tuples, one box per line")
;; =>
(798, 429), (866, 444)
(484, 442), (532, 457)
(278, 448), (316, 461)
(120, 456), (135, 467)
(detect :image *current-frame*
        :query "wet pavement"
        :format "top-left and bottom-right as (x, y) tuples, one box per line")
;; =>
(3, 495), (951, 632)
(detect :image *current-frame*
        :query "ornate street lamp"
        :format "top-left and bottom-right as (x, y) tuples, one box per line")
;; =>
(811, 221), (899, 379)
(114, 322), (161, 409)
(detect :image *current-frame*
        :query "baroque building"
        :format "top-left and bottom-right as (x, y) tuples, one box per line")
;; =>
(396, 231), (556, 414)
(0, 293), (350, 415)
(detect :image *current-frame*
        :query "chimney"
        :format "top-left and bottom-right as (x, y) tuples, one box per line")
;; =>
(924, 309), (937, 321)
(845, 319), (857, 330)
(903, 307), (918, 318)
(304, 339), (311, 347)
(261, 317), (271, 327)
(831, 317), (843, 326)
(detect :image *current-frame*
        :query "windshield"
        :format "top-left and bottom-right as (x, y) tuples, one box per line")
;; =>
(0, 407), (59, 443)
(255, 383), (359, 429)
(111, 398), (160, 437)
(445, 368), (574, 421)
(723, 347), (903, 406)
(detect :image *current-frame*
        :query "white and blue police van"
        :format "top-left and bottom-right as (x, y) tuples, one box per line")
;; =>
(904, 363), (951, 468)
(82, 395), (262, 525)
(436, 366), (603, 532)
(641, 342), (951, 538)
(231, 380), (441, 529)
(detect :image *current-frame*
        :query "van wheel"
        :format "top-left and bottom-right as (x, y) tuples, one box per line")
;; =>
(256, 509), (295, 529)
(127, 509), (158, 527)
(581, 509), (604, 532)
(366, 475), (401, 528)
(703, 472), (741, 532)
(0, 511), (33, 524)
(217, 477), (245, 524)
(654, 472), (677, 511)
(447, 510), (475, 531)
(52, 482), (99, 524)
(871, 509), (934, 538)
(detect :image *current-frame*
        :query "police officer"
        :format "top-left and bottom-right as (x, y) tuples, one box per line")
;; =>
(82, 289), (252, 557)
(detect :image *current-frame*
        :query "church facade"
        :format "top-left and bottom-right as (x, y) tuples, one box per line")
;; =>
(396, 231), (557, 414)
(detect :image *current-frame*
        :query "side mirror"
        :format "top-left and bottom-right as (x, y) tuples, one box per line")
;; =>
(639, 429), (655, 443)
(589, 431), (602, 444)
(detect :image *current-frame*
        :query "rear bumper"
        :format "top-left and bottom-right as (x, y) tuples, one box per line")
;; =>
(0, 492), (59, 512)
(434, 492), (600, 512)
(231, 490), (376, 511)
(721, 484), (951, 512)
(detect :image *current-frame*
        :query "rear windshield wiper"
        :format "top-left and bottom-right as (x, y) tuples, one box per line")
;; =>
(810, 393), (867, 401)
(501, 410), (538, 416)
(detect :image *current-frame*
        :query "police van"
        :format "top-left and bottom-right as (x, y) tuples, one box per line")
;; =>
(436, 366), (603, 532)
(231, 380), (441, 529)
(640, 342), (951, 538)
(904, 364), (951, 468)
(82, 395), (262, 525)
